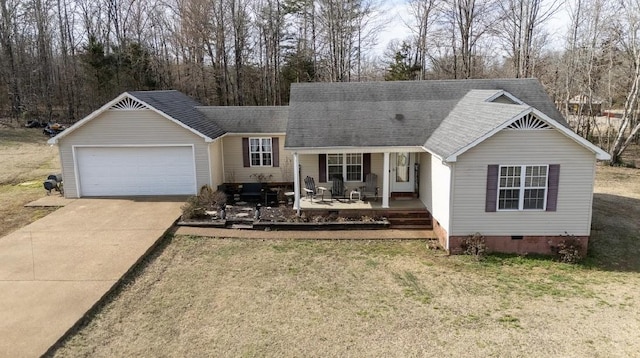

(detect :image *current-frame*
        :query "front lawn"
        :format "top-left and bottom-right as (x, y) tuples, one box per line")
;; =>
(52, 240), (639, 357)
(49, 165), (640, 358)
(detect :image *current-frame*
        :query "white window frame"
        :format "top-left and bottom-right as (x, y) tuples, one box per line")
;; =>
(326, 153), (363, 182)
(497, 164), (548, 211)
(249, 137), (273, 167)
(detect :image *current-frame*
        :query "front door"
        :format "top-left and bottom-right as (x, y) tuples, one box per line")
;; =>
(391, 152), (414, 192)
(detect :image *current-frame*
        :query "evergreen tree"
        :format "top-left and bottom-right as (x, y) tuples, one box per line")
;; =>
(384, 42), (421, 81)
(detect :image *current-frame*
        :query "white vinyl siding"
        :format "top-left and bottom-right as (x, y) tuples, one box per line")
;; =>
(418, 152), (432, 210)
(451, 129), (596, 236)
(209, 139), (224, 189)
(426, 154), (451, 234)
(222, 135), (290, 183)
(58, 109), (211, 198)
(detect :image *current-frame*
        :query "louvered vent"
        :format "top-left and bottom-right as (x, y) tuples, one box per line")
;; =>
(109, 97), (148, 110)
(507, 113), (550, 130)
(490, 94), (518, 104)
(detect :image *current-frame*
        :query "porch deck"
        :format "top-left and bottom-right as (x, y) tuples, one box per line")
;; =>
(298, 197), (426, 210)
(298, 197), (432, 230)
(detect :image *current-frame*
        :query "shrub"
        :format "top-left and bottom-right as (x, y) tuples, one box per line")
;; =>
(181, 196), (206, 220)
(462, 232), (486, 260)
(197, 185), (227, 210)
(250, 173), (273, 183)
(551, 234), (584, 264)
(181, 185), (227, 220)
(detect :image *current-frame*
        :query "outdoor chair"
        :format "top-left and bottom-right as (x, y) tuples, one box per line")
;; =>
(330, 175), (348, 202)
(303, 176), (328, 203)
(303, 176), (319, 202)
(360, 173), (379, 201)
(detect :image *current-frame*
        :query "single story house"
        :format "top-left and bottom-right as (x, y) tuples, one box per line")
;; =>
(48, 79), (610, 255)
(568, 94), (604, 116)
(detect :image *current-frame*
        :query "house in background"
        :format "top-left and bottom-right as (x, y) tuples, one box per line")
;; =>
(48, 79), (610, 255)
(568, 94), (604, 116)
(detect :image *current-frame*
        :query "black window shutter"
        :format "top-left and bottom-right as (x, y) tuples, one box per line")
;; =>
(546, 164), (560, 211)
(319, 154), (327, 182)
(363, 153), (371, 181)
(242, 137), (250, 167)
(272, 137), (279, 167)
(486, 165), (499, 212)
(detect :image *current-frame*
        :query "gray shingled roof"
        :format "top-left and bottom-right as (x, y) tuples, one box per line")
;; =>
(129, 90), (226, 140)
(285, 79), (565, 152)
(424, 90), (531, 158)
(197, 106), (288, 133)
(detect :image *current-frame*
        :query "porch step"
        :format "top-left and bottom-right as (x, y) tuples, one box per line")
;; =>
(385, 210), (433, 229)
(391, 192), (418, 199)
(230, 223), (254, 229)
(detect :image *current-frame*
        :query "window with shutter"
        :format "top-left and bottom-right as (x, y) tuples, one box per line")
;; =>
(487, 164), (559, 212)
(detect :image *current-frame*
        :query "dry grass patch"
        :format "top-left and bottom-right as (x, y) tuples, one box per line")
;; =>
(0, 125), (60, 237)
(51, 237), (640, 358)
(590, 165), (640, 271)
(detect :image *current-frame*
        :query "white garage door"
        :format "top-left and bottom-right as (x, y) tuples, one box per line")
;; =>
(76, 146), (197, 196)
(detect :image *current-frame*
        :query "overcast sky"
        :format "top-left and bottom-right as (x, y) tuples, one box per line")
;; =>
(374, 0), (570, 55)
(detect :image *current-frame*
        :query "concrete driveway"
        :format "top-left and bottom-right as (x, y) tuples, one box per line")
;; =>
(0, 198), (183, 357)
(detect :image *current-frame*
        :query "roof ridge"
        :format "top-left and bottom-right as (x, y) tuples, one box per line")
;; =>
(291, 78), (540, 87)
(196, 105), (288, 109)
(128, 89), (178, 93)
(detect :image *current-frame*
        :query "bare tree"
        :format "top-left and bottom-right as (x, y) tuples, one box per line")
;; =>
(497, 0), (560, 78)
(610, 0), (640, 164)
(428, 0), (497, 79)
(315, 0), (380, 82)
(254, 0), (285, 104)
(0, 0), (23, 118)
(406, 0), (440, 79)
(230, 0), (250, 105)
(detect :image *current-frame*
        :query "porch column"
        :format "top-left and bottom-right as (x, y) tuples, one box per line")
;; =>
(293, 152), (301, 214)
(382, 152), (390, 208)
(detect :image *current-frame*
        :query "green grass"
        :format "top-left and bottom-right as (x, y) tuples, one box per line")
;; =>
(393, 271), (432, 303)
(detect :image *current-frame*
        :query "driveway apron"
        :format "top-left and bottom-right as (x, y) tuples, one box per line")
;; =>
(0, 198), (183, 357)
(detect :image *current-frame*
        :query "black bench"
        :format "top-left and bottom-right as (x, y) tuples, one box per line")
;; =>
(239, 182), (263, 202)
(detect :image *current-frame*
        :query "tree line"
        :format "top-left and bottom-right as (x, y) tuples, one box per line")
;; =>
(0, 0), (638, 163)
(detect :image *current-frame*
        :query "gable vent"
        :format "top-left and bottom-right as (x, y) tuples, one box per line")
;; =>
(491, 94), (518, 104)
(109, 97), (149, 110)
(507, 113), (550, 130)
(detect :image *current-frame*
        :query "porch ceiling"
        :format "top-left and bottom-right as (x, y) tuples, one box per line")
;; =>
(286, 146), (425, 154)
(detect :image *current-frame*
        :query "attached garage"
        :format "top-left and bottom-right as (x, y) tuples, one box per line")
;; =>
(75, 146), (197, 196)
(49, 91), (226, 198)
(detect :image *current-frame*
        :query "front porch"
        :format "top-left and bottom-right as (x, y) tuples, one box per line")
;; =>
(298, 197), (432, 230)
(298, 197), (425, 211)
(291, 149), (428, 210)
